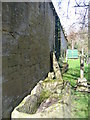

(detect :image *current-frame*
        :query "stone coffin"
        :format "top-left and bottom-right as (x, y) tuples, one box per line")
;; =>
(11, 78), (71, 118)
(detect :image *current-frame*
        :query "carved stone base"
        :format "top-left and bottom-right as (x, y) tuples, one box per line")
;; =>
(77, 78), (87, 87)
(76, 78), (88, 92)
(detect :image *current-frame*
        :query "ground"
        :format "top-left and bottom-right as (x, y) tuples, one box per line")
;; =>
(63, 59), (88, 87)
(12, 59), (89, 118)
(63, 59), (89, 118)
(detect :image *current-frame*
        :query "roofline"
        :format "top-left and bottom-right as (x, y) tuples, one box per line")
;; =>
(49, 2), (68, 42)
(49, 2), (59, 17)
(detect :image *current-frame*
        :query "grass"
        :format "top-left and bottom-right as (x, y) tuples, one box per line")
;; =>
(71, 90), (89, 118)
(62, 59), (88, 87)
(62, 59), (89, 118)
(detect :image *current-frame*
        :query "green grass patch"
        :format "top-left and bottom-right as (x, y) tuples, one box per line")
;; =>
(62, 59), (89, 118)
(71, 90), (89, 118)
(62, 59), (88, 87)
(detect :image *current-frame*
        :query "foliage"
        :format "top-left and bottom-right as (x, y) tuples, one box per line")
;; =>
(37, 90), (51, 106)
(67, 29), (88, 54)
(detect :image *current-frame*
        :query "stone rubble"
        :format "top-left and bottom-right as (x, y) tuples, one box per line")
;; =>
(11, 78), (71, 118)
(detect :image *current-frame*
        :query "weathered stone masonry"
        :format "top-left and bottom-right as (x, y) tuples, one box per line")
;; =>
(2, 2), (58, 118)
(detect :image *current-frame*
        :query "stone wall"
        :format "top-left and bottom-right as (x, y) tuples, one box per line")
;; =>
(2, 2), (55, 118)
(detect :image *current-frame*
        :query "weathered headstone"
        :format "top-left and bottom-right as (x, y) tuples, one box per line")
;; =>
(80, 55), (84, 79)
(53, 52), (62, 80)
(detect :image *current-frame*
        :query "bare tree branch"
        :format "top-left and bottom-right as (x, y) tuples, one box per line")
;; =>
(74, 5), (89, 7)
(67, 0), (70, 18)
(74, 0), (89, 7)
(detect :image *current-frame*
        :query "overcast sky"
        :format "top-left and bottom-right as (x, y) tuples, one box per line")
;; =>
(52, 0), (89, 34)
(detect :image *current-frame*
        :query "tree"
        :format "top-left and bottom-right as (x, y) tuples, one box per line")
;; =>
(57, 0), (89, 30)
(57, 0), (88, 55)
(67, 28), (88, 54)
(67, 30), (77, 49)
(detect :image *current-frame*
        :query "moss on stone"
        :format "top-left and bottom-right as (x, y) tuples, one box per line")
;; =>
(37, 90), (51, 106)
(43, 78), (63, 83)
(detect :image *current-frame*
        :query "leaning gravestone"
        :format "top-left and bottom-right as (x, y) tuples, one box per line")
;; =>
(47, 52), (62, 80)
(53, 52), (62, 80)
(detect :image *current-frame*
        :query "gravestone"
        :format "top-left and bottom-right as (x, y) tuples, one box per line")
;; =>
(76, 49), (88, 92)
(80, 55), (84, 79)
(53, 52), (62, 80)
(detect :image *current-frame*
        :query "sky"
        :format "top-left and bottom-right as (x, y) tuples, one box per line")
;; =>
(52, 0), (89, 35)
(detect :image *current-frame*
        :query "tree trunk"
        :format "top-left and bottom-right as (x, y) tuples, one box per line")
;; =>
(72, 40), (74, 50)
